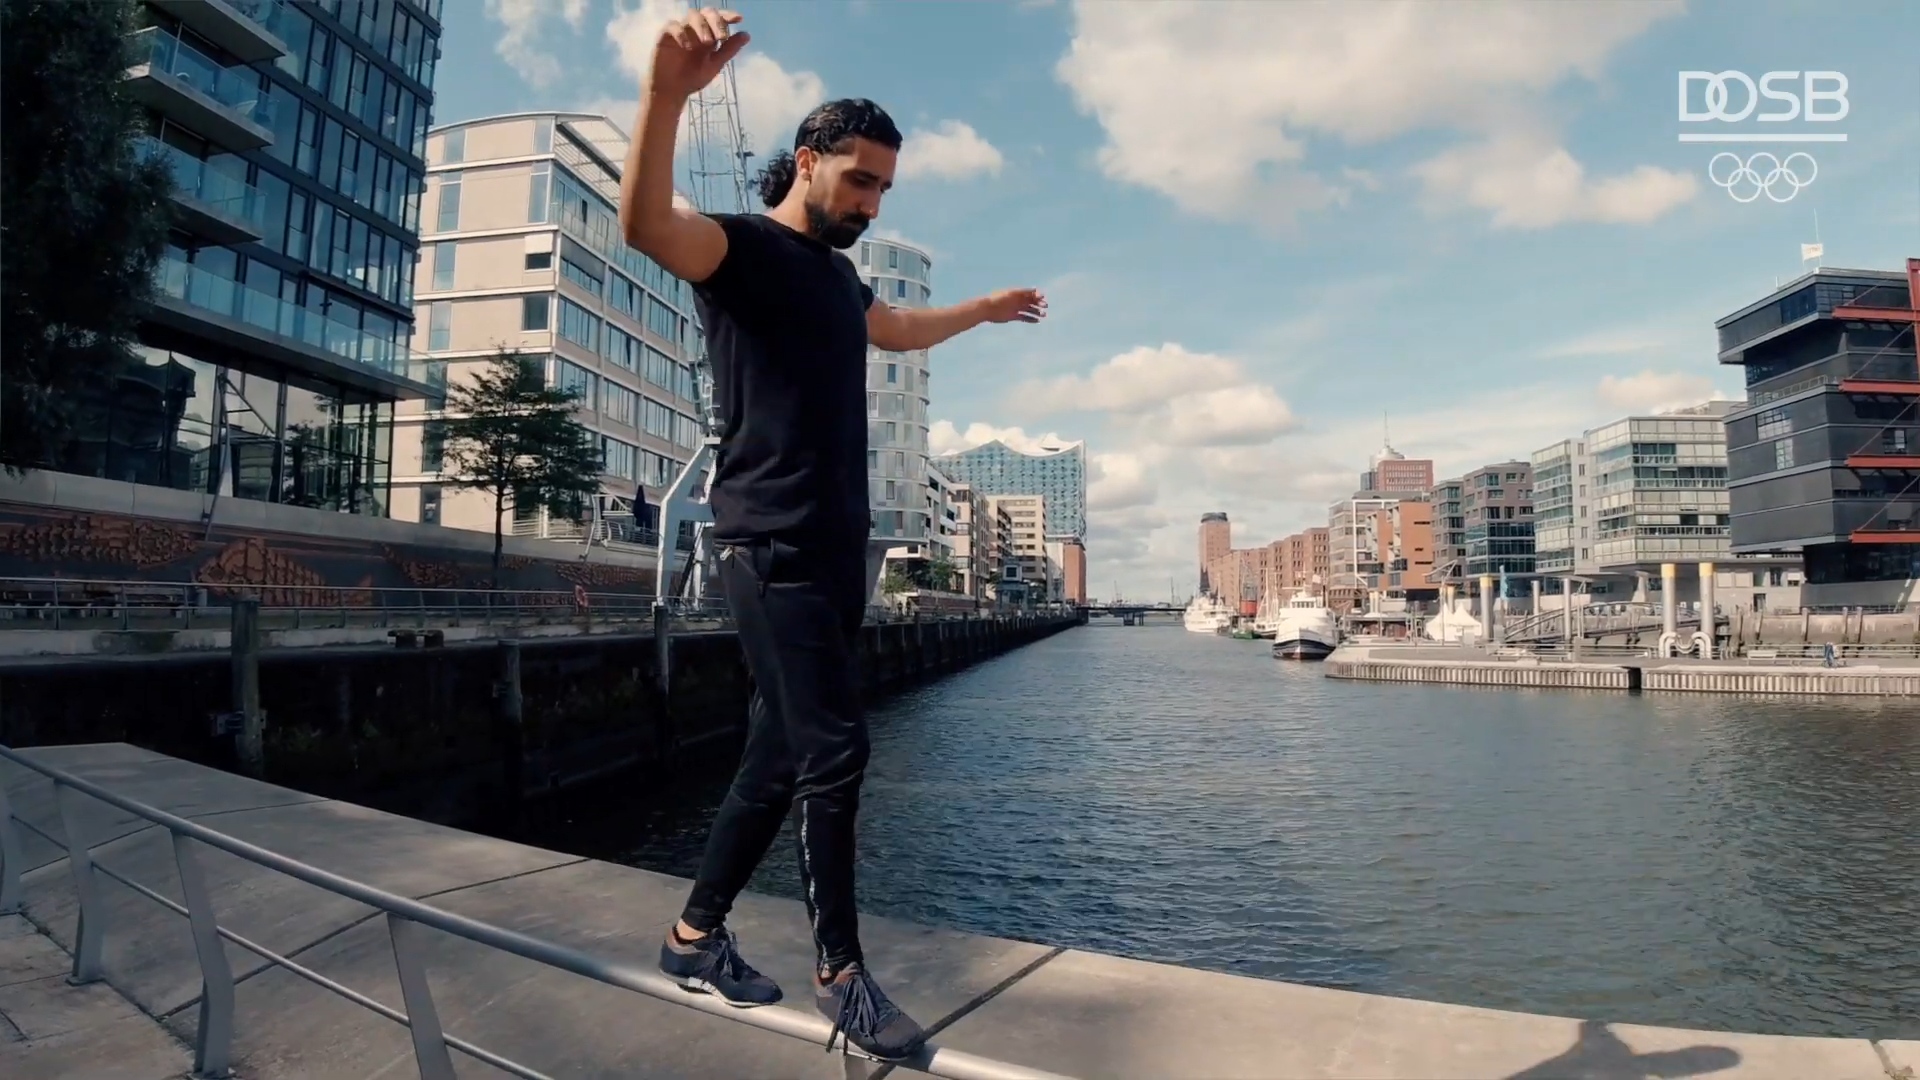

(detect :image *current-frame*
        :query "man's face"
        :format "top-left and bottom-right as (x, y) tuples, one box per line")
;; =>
(799, 138), (896, 249)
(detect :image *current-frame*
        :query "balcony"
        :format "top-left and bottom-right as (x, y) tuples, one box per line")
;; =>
(139, 137), (263, 246)
(125, 27), (274, 152)
(146, 0), (287, 64)
(150, 257), (445, 401)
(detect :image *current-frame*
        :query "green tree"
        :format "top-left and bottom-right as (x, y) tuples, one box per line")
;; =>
(927, 554), (956, 593)
(880, 565), (913, 597)
(440, 350), (604, 586)
(1, 0), (174, 472)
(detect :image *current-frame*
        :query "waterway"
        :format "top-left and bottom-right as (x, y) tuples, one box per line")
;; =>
(524, 623), (1920, 1042)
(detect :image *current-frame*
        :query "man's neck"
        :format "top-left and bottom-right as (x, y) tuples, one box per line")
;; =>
(765, 200), (813, 238)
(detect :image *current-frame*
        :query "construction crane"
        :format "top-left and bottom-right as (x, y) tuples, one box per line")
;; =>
(652, 36), (756, 610)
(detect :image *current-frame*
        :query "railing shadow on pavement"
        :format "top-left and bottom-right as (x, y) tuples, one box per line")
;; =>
(0, 745), (1074, 1080)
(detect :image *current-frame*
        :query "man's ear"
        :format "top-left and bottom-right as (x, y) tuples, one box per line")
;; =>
(794, 145), (817, 185)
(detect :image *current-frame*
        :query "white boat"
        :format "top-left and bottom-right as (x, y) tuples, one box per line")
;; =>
(1183, 595), (1234, 634)
(1271, 593), (1339, 660)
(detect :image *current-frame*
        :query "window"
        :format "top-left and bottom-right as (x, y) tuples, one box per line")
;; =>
(602, 380), (639, 426)
(435, 174), (461, 232)
(557, 297), (599, 350)
(888, 248), (898, 269)
(1756, 406), (1792, 440)
(644, 398), (672, 438)
(561, 255), (603, 296)
(644, 293), (677, 341)
(894, 278), (907, 299)
(522, 294), (550, 331)
(886, 363), (897, 384)
(427, 301), (451, 350)
(420, 421), (446, 472)
(602, 436), (636, 479)
(533, 116), (554, 154)
(1774, 438), (1794, 470)
(430, 241), (455, 290)
(420, 485), (441, 525)
(528, 161), (551, 223)
(1886, 429), (1910, 453)
(554, 359), (597, 407)
(605, 325), (640, 371)
(525, 250), (553, 271)
(441, 127), (465, 164)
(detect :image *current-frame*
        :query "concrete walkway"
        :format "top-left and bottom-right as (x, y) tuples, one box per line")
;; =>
(2, 743), (1913, 1079)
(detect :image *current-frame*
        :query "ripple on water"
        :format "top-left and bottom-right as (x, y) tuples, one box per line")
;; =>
(578, 626), (1919, 1040)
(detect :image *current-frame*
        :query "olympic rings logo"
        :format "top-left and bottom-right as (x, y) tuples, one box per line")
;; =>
(1707, 151), (1817, 203)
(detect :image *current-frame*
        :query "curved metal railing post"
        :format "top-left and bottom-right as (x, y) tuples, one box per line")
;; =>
(56, 782), (106, 984)
(173, 831), (237, 1078)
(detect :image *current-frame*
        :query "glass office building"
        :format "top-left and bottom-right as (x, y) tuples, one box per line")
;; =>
(931, 439), (1087, 542)
(63, 0), (444, 516)
(857, 236), (937, 541)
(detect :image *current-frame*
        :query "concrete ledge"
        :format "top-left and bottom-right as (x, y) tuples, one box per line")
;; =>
(1326, 645), (1920, 696)
(1, 744), (1904, 1079)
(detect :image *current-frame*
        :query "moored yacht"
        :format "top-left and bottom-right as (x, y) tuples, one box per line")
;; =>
(1183, 595), (1234, 634)
(1271, 593), (1339, 660)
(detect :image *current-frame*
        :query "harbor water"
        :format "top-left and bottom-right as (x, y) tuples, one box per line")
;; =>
(524, 623), (1920, 1042)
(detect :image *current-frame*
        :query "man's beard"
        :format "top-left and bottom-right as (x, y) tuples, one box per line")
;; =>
(805, 198), (870, 249)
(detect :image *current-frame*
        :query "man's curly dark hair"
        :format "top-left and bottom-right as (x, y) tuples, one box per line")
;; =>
(754, 98), (902, 208)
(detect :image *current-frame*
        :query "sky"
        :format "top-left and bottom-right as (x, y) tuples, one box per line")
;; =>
(441, 0), (1920, 603)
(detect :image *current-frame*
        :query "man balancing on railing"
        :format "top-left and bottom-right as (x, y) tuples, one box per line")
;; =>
(615, 7), (1046, 1064)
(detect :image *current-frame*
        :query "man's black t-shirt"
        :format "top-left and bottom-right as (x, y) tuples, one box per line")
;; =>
(692, 213), (875, 547)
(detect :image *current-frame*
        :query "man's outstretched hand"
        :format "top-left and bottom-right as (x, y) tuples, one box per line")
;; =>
(649, 7), (749, 101)
(982, 288), (1048, 325)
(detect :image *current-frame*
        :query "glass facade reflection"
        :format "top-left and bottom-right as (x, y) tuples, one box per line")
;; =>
(109, 0), (442, 519)
(59, 347), (394, 515)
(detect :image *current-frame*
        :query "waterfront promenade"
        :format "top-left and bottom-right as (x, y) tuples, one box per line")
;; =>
(4, 743), (1912, 1079)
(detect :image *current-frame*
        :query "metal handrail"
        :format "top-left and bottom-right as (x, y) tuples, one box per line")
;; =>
(0, 745), (1073, 1080)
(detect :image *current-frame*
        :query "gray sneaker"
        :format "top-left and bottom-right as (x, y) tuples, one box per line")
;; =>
(659, 926), (782, 1007)
(815, 964), (927, 1061)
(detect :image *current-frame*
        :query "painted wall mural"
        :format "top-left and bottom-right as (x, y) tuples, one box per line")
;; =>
(0, 503), (658, 600)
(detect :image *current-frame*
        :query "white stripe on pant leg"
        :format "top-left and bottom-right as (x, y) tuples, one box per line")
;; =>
(800, 800), (824, 972)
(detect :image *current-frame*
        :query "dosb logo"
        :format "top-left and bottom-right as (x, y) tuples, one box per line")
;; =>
(1679, 71), (1850, 123)
(1677, 71), (1849, 203)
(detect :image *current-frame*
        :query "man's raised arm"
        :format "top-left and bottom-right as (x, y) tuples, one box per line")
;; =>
(868, 288), (1048, 352)
(618, 8), (748, 284)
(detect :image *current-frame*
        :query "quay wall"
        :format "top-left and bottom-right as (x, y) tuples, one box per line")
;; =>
(1325, 646), (1920, 697)
(0, 613), (1079, 827)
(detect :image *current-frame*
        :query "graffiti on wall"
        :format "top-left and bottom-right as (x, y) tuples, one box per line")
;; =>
(0, 503), (658, 599)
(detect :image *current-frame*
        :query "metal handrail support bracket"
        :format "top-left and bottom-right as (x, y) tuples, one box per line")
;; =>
(0, 776), (24, 913)
(388, 913), (457, 1080)
(174, 832), (237, 1078)
(57, 781), (107, 983)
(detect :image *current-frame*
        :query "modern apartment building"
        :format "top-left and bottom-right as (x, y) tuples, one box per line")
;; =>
(1718, 261), (1920, 607)
(1460, 460), (1535, 582)
(1385, 500), (1437, 597)
(1587, 404), (1735, 589)
(1429, 478), (1466, 587)
(1327, 496), (1398, 607)
(986, 494), (1051, 605)
(391, 112), (707, 539)
(1530, 439), (1592, 578)
(860, 237), (936, 542)
(1197, 511), (1230, 594)
(72, 0), (444, 514)
(1361, 442), (1434, 496)
(931, 439), (1088, 543)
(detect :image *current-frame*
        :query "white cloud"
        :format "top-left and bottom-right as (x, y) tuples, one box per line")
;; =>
(927, 421), (1075, 457)
(486, 0), (590, 88)
(1595, 370), (1729, 414)
(1054, 0), (1692, 228)
(898, 121), (1006, 182)
(1164, 385), (1296, 446)
(1015, 343), (1247, 414)
(604, 0), (823, 160)
(1412, 131), (1697, 229)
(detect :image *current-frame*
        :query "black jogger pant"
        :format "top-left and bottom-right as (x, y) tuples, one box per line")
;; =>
(679, 535), (871, 975)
